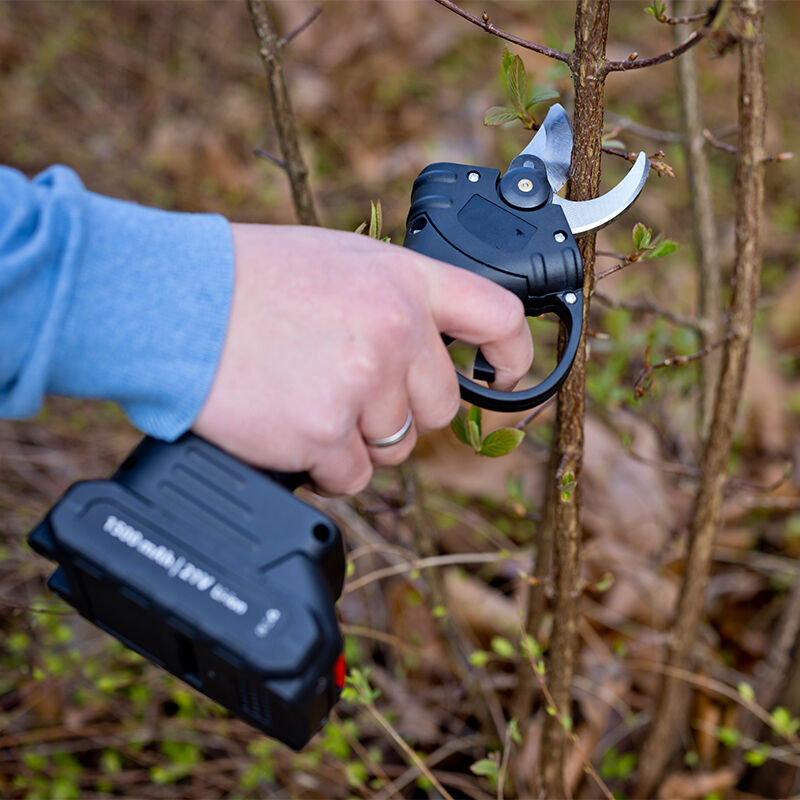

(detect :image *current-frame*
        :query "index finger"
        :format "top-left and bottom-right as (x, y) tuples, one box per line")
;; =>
(416, 256), (533, 391)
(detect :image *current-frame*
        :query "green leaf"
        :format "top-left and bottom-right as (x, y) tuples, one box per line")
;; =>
(450, 412), (470, 446)
(469, 650), (490, 667)
(744, 745), (770, 767)
(632, 222), (652, 250)
(484, 106), (522, 126)
(716, 726), (741, 748)
(468, 420), (482, 450)
(479, 428), (525, 457)
(502, 48), (515, 77)
(645, 239), (679, 259)
(595, 573), (614, 593)
(770, 706), (800, 737)
(508, 718), (522, 745)
(525, 88), (559, 110)
(490, 636), (516, 658)
(505, 54), (528, 114)
(467, 405), (482, 439)
(738, 682), (755, 702)
(470, 758), (499, 779)
(368, 200), (383, 239)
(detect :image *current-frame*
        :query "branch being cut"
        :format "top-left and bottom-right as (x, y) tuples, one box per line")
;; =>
(432, 0), (570, 63)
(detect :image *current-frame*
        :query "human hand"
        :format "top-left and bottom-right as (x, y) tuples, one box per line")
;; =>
(193, 224), (532, 494)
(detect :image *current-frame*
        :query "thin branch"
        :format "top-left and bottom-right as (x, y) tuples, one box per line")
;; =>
(515, 393), (557, 430)
(432, 0), (570, 63)
(593, 290), (711, 334)
(519, 621), (616, 800)
(278, 6), (321, 47)
(606, 30), (704, 72)
(594, 254), (636, 281)
(247, 0), (319, 225)
(655, 9), (714, 25)
(704, 128), (793, 162)
(633, 331), (735, 398)
(602, 145), (676, 176)
(605, 112), (682, 143)
(253, 147), (287, 170)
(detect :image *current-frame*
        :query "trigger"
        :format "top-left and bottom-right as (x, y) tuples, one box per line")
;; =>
(473, 349), (496, 384)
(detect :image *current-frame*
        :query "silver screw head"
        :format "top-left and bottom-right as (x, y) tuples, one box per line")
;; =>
(554, 231), (566, 243)
(468, 171), (480, 183)
(517, 178), (533, 193)
(565, 292), (577, 305)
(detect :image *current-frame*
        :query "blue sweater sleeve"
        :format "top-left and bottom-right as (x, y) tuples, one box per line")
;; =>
(0, 165), (234, 440)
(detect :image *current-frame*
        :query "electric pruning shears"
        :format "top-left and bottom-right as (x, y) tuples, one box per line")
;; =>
(27, 104), (649, 749)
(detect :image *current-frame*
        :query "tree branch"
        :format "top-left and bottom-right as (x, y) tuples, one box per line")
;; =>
(593, 290), (711, 334)
(432, 0), (571, 63)
(278, 5), (321, 47)
(606, 30), (704, 71)
(635, 0), (767, 792)
(633, 331), (735, 398)
(247, 0), (319, 226)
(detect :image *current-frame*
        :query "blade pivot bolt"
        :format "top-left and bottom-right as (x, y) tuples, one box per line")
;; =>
(517, 178), (533, 193)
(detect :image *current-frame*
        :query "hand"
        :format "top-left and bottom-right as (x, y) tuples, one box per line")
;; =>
(193, 224), (532, 494)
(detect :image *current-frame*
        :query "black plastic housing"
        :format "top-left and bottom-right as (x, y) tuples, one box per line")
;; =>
(403, 158), (584, 411)
(28, 434), (346, 750)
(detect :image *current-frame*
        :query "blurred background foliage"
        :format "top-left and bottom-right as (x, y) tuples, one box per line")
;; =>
(1, 1), (799, 798)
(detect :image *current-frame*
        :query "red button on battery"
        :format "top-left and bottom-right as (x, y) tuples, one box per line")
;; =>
(333, 653), (346, 688)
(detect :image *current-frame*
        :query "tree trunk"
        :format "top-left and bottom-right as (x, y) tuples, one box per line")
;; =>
(538, 2), (609, 796)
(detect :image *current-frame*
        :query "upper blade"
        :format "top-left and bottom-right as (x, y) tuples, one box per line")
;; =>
(516, 103), (573, 193)
(553, 152), (650, 237)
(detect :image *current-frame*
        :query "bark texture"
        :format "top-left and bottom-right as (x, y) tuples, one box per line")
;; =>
(635, 2), (766, 793)
(538, 2), (609, 796)
(247, 0), (319, 226)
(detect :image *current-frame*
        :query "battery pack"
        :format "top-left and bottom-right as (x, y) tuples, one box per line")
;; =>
(28, 433), (346, 750)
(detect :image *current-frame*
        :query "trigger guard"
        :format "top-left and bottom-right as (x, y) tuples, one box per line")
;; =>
(456, 292), (583, 412)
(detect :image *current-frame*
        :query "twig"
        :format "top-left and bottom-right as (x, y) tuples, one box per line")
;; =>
(432, 0), (570, 63)
(606, 30), (705, 72)
(247, 0), (319, 225)
(496, 724), (513, 800)
(361, 696), (456, 800)
(344, 551), (517, 594)
(602, 145), (675, 177)
(278, 6), (321, 47)
(704, 128), (793, 162)
(514, 394), (556, 430)
(633, 331), (735, 398)
(252, 147), (287, 169)
(519, 621), (616, 800)
(654, 8), (714, 25)
(594, 254), (636, 282)
(605, 112), (682, 143)
(593, 290), (711, 334)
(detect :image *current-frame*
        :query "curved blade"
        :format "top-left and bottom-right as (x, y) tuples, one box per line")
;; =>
(553, 152), (650, 237)
(516, 103), (572, 193)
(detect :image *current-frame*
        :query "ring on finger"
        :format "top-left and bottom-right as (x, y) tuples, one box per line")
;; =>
(365, 410), (414, 448)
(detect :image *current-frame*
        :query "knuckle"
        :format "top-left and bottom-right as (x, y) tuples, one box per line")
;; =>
(493, 292), (527, 339)
(305, 407), (350, 447)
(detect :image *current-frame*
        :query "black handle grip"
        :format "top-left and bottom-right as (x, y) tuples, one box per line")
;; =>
(403, 159), (584, 412)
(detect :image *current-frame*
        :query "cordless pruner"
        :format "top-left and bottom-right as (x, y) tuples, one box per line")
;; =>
(25, 104), (650, 752)
(403, 103), (650, 412)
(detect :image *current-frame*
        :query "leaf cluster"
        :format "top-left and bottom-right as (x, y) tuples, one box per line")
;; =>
(451, 405), (525, 457)
(484, 49), (559, 130)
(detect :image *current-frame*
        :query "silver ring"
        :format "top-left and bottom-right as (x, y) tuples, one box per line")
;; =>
(366, 410), (414, 448)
